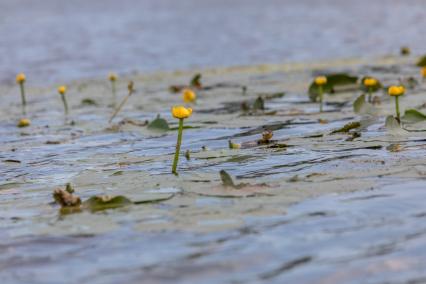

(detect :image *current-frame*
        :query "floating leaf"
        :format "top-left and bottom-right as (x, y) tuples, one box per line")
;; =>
(83, 195), (132, 211)
(81, 98), (97, 106)
(353, 94), (379, 115)
(133, 194), (174, 204)
(228, 140), (241, 149)
(416, 55), (426, 67)
(220, 170), (236, 188)
(169, 85), (185, 93)
(309, 73), (358, 101)
(385, 115), (406, 135)
(402, 109), (426, 123)
(190, 73), (202, 88)
(253, 96), (265, 111)
(263, 92), (285, 99)
(400, 46), (410, 56)
(330, 121), (361, 134)
(147, 114), (170, 131)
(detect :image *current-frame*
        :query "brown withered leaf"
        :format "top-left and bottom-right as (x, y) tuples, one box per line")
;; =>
(53, 189), (82, 207)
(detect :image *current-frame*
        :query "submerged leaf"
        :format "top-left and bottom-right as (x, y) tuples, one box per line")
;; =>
(147, 115), (170, 131)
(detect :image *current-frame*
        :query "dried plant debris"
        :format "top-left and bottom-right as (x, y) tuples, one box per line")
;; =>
(53, 188), (81, 207)
(258, 130), (274, 144)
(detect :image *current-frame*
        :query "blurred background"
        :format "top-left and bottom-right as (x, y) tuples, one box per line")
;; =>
(0, 0), (425, 83)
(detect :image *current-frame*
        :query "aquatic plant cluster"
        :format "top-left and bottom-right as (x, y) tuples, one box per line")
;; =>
(12, 58), (426, 178)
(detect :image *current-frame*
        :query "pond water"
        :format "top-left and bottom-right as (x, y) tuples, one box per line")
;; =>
(0, 0), (426, 83)
(1, 1), (426, 282)
(1, 55), (426, 282)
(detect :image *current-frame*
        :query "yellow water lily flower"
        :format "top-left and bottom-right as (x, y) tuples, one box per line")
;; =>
(16, 73), (26, 84)
(182, 88), (196, 103)
(388, 85), (405, 96)
(315, 76), (327, 85)
(58, 85), (67, 95)
(108, 73), (117, 82)
(17, 118), (31, 128)
(172, 106), (192, 119)
(364, 77), (378, 87)
(421, 67), (426, 78)
(171, 106), (193, 174)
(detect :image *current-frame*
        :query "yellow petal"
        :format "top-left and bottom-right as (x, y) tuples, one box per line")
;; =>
(388, 85), (405, 96)
(182, 88), (196, 103)
(58, 85), (67, 95)
(315, 76), (327, 85)
(16, 73), (26, 84)
(172, 106), (193, 119)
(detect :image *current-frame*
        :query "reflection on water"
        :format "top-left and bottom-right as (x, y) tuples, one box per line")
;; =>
(0, 0), (425, 83)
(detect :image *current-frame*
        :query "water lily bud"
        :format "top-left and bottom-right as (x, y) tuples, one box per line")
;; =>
(182, 88), (196, 103)
(58, 85), (67, 95)
(17, 118), (31, 127)
(108, 73), (117, 82)
(172, 106), (192, 119)
(16, 73), (26, 84)
(421, 67), (426, 78)
(315, 76), (327, 86)
(363, 77), (378, 87)
(388, 85), (405, 96)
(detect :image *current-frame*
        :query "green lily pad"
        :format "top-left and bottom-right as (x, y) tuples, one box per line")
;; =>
(147, 115), (170, 131)
(309, 73), (358, 101)
(220, 170), (236, 188)
(190, 73), (202, 88)
(330, 121), (361, 134)
(402, 109), (426, 123)
(253, 96), (265, 111)
(385, 115), (407, 135)
(416, 55), (426, 67)
(81, 98), (97, 106)
(83, 195), (132, 211)
(353, 94), (379, 115)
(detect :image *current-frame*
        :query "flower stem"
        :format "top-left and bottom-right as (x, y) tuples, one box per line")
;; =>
(395, 96), (400, 122)
(109, 87), (134, 123)
(61, 93), (69, 116)
(19, 82), (26, 115)
(111, 81), (116, 108)
(319, 85), (323, 112)
(172, 118), (184, 175)
(368, 88), (372, 103)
